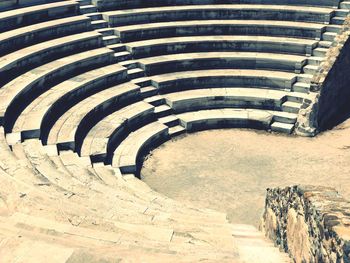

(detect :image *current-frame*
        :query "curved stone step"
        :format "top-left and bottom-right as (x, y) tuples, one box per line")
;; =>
(104, 4), (334, 27)
(127, 35), (318, 58)
(116, 19), (326, 42)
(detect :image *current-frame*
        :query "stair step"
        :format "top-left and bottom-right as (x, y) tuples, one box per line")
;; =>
(77, 0), (92, 6)
(169, 125), (186, 137)
(318, 41), (333, 48)
(282, 101), (302, 114)
(91, 20), (108, 30)
(80, 4), (97, 14)
(286, 92), (308, 103)
(128, 68), (145, 79)
(108, 43), (126, 52)
(303, 64), (319, 75)
(335, 9), (349, 17)
(297, 74), (313, 83)
(140, 86), (158, 97)
(97, 28), (115, 36)
(114, 51), (132, 62)
(158, 115), (180, 127)
(231, 224), (291, 262)
(273, 111), (297, 124)
(6, 212), (174, 244)
(312, 47), (328, 57)
(131, 77), (152, 87)
(119, 60), (139, 69)
(307, 56), (324, 66)
(322, 32), (337, 42)
(292, 82), (310, 93)
(271, 122), (294, 134)
(144, 95), (165, 106)
(85, 12), (102, 21)
(154, 105), (173, 118)
(326, 25), (341, 33)
(331, 16), (345, 25)
(340, 1), (350, 9)
(103, 35), (119, 45)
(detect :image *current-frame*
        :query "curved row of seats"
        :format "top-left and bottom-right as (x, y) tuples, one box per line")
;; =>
(0, 1), (250, 261)
(2, 0), (346, 176)
(92, 0), (343, 11)
(0, 126), (240, 261)
(114, 20), (327, 43)
(103, 5), (335, 27)
(0, 0), (349, 261)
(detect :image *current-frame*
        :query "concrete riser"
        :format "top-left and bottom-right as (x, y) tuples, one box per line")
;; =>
(141, 58), (303, 76)
(107, 10), (330, 27)
(154, 77), (295, 93)
(130, 41), (312, 59)
(170, 100), (282, 113)
(94, 0), (340, 11)
(119, 25), (322, 42)
(185, 119), (270, 132)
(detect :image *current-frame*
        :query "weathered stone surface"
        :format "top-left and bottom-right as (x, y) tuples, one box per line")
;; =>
(261, 185), (350, 263)
(303, 16), (350, 133)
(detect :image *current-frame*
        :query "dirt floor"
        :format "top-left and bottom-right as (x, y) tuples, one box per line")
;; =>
(142, 119), (350, 227)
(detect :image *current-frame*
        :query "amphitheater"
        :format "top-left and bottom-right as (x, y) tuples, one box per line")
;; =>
(3, 0), (350, 262)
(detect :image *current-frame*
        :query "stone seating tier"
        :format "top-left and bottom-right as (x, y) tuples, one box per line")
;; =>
(0, 0), (69, 11)
(137, 52), (308, 75)
(163, 88), (308, 113)
(0, 31), (104, 85)
(112, 121), (169, 174)
(151, 69), (298, 93)
(38, 64), (127, 143)
(114, 20), (327, 42)
(93, 0), (341, 11)
(103, 5), (334, 27)
(47, 82), (141, 151)
(0, 15), (92, 56)
(0, 0), (79, 33)
(80, 101), (155, 162)
(111, 108), (297, 175)
(177, 108), (297, 131)
(78, 87), (304, 164)
(125, 36), (319, 58)
(0, 47), (115, 133)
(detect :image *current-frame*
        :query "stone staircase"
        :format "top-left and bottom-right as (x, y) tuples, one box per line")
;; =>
(0, 211), (292, 262)
(231, 224), (292, 263)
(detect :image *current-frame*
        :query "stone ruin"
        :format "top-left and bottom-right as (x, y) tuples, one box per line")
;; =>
(0, 0), (350, 262)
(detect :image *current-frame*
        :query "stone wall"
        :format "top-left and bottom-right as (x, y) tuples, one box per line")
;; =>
(296, 17), (350, 135)
(260, 185), (350, 263)
(316, 31), (350, 131)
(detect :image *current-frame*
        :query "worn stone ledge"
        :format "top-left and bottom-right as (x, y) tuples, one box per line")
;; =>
(260, 185), (350, 263)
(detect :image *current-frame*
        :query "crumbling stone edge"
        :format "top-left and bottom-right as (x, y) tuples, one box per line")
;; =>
(260, 185), (350, 263)
(295, 15), (350, 137)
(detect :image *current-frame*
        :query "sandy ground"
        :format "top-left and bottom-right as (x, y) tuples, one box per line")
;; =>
(142, 119), (350, 227)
